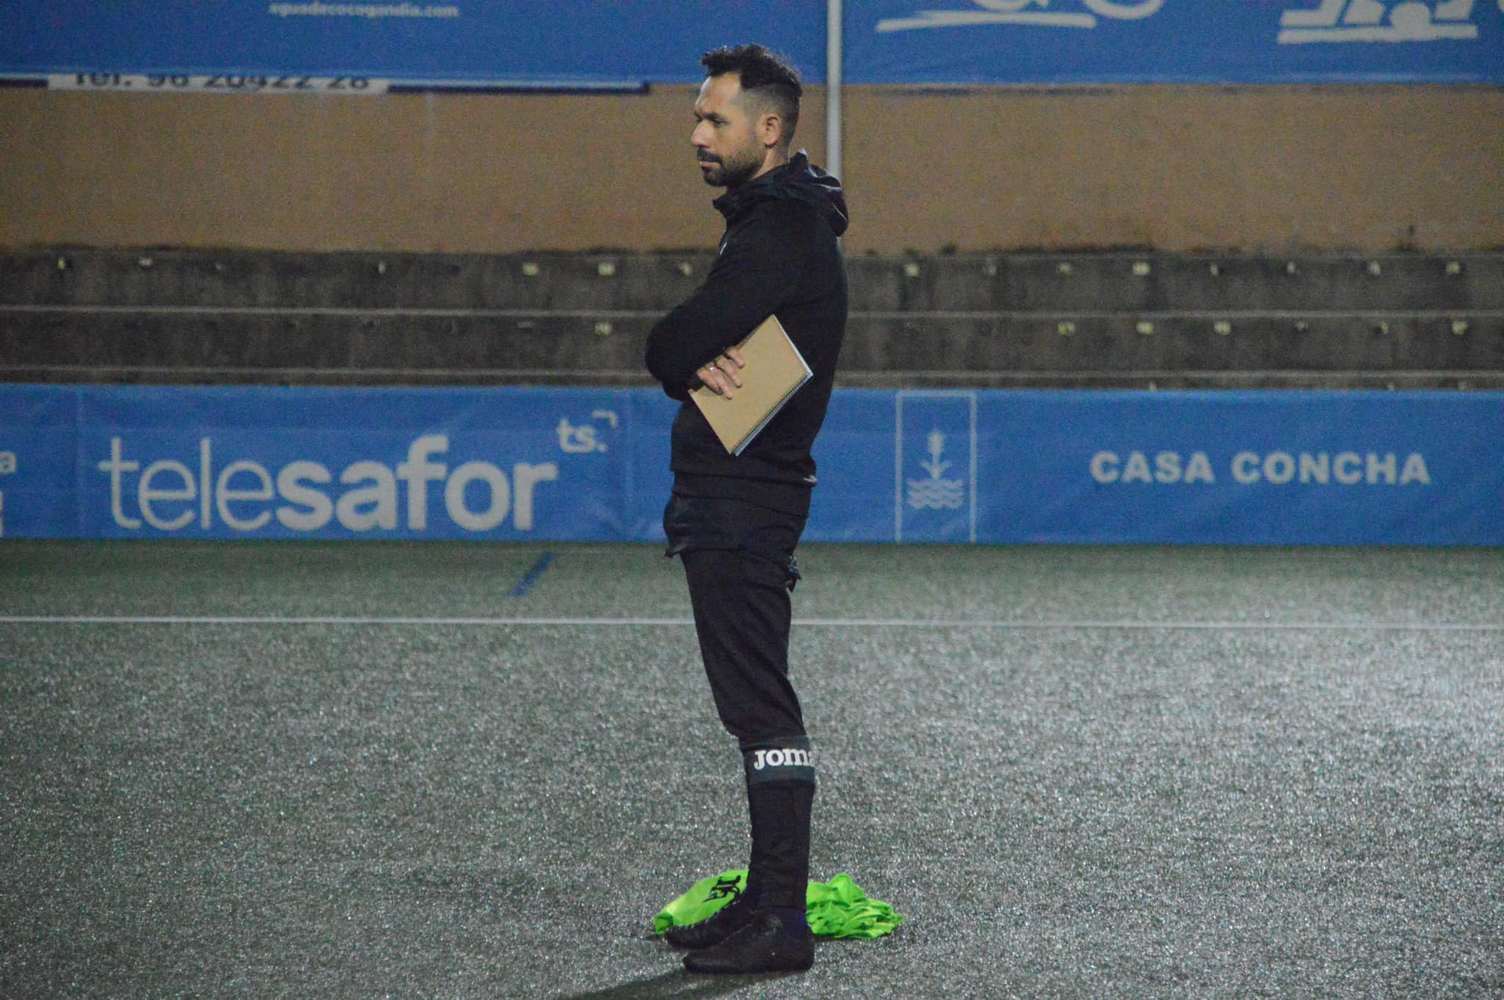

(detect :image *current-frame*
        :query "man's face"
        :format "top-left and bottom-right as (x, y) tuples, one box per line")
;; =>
(691, 73), (764, 189)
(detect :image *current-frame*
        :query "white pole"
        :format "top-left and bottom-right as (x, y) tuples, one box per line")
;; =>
(826, 0), (843, 180)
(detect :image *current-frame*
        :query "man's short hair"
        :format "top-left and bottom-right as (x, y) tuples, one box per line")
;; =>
(700, 44), (801, 145)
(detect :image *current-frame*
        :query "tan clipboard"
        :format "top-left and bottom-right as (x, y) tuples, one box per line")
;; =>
(689, 315), (813, 456)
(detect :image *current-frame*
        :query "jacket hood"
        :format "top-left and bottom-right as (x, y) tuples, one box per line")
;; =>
(713, 151), (849, 237)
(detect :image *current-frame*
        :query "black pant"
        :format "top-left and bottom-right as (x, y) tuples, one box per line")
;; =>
(664, 493), (807, 747)
(664, 492), (816, 908)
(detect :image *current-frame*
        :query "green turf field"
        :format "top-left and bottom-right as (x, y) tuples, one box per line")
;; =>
(3, 541), (1501, 998)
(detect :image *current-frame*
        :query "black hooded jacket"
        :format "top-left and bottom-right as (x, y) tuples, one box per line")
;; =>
(645, 151), (849, 517)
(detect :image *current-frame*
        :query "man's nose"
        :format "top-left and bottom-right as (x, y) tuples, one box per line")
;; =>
(691, 123), (710, 147)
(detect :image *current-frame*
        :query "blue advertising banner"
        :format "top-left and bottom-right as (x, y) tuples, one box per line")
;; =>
(3, 385), (1502, 545)
(0, 1), (826, 91)
(846, 0), (1504, 84)
(0, 386), (79, 538)
(3, 1), (1497, 90)
(957, 390), (1504, 544)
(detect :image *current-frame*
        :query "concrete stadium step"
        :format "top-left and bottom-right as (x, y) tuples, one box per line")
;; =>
(2, 249), (1501, 387)
(3, 310), (1499, 387)
(3, 249), (1501, 312)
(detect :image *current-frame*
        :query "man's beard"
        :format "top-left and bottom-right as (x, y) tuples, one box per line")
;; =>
(699, 146), (761, 189)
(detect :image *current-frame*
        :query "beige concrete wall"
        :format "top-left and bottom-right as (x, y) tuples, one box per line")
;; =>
(844, 86), (1504, 252)
(1, 85), (1499, 253)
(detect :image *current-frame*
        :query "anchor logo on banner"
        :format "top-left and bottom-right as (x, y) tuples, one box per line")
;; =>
(907, 431), (966, 511)
(1278, 1), (1492, 43)
(877, 0), (1166, 33)
(895, 392), (977, 542)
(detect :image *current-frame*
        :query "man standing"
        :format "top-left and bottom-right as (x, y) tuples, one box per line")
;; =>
(644, 44), (848, 976)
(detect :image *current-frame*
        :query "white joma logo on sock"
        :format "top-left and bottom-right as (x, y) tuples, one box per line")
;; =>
(752, 748), (813, 770)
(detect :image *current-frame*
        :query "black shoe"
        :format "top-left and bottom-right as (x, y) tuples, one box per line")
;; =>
(682, 911), (814, 975)
(663, 895), (758, 950)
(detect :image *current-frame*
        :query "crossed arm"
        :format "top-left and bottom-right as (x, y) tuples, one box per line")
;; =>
(644, 201), (817, 401)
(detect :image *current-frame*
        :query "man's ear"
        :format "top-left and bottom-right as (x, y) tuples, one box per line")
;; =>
(758, 112), (784, 150)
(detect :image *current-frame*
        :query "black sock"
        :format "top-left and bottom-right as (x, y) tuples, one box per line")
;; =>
(742, 738), (816, 912)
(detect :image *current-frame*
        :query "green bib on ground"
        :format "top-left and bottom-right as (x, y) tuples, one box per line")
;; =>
(653, 869), (904, 940)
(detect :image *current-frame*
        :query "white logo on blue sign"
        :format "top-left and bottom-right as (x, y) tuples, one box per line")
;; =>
(908, 431), (966, 511)
(1279, 0), (1488, 43)
(877, 0), (1494, 42)
(878, 0), (1167, 33)
(896, 391), (977, 542)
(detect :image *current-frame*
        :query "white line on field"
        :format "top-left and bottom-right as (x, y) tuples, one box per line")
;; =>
(0, 614), (1501, 632)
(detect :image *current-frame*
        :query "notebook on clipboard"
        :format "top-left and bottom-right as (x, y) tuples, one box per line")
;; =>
(689, 315), (813, 456)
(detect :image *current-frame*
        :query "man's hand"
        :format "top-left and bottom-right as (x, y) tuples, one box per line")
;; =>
(695, 347), (746, 399)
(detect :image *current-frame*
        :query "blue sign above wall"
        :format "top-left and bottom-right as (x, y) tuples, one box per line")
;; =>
(1, 1), (1499, 90)
(846, 0), (1504, 85)
(0, 1), (827, 91)
(3, 384), (1502, 546)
